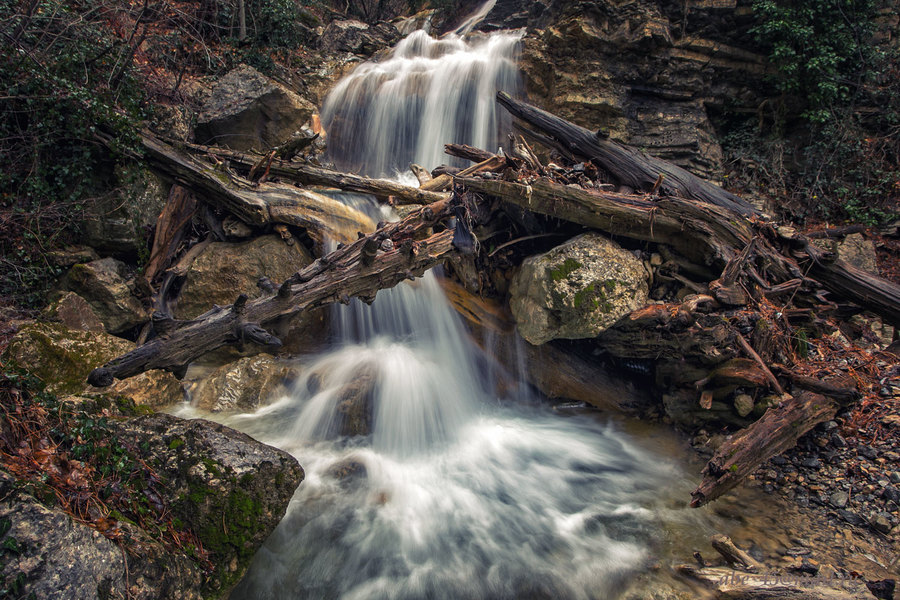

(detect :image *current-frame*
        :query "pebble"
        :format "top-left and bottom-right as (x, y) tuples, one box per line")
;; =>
(882, 486), (900, 504)
(800, 457), (820, 469)
(831, 433), (847, 448)
(830, 491), (849, 508)
(891, 472), (900, 484)
(870, 513), (892, 534)
(837, 510), (865, 526)
(858, 445), (878, 460)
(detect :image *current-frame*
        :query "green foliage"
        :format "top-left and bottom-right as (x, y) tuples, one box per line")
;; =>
(750, 0), (877, 123)
(0, 0), (146, 306)
(720, 2), (899, 224)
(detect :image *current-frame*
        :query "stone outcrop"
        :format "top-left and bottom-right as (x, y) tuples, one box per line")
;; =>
(509, 233), (649, 345)
(319, 19), (401, 55)
(113, 413), (304, 596)
(488, 0), (768, 179)
(2, 322), (182, 405)
(195, 64), (316, 152)
(60, 257), (148, 334)
(189, 354), (301, 413)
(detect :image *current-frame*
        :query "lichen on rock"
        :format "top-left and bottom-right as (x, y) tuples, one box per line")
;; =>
(509, 232), (649, 345)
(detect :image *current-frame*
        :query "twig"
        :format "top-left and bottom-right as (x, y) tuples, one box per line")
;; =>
(736, 333), (785, 396)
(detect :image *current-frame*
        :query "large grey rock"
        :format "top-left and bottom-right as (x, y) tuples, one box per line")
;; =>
(319, 19), (401, 56)
(114, 413), (304, 595)
(196, 65), (316, 152)
(0, 479), (127, 600)
(812, 233), (878, 273)
(509, 233), (649, 345)
(40, 291), (104, 333)
(2, 322), (183, 406)
(60, 257), (148, 334)
(83, 167), (169, 255)
(189, 354), (301, 413)
(175, 235), (327, 353)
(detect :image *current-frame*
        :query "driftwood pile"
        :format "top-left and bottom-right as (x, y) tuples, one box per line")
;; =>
(89, 93), (900, 509)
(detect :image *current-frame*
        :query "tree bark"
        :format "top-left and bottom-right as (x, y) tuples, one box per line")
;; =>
(140, 134), (376, 246)
(496, 91), (759, 216)
(690, 391), (841, 507)
(167, 135), (448, 206)
(87, 198), (459, 386)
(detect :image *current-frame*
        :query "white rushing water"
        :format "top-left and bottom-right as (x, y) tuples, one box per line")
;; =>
(178, 13), (719, 600)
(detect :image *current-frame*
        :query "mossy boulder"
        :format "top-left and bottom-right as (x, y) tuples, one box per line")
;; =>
(40, 291), (105, 333)
(2, 322), (182, 406)
(113, 414), (304, 596)
(509, 233), (649, 345)
(60, 257), (148, 334)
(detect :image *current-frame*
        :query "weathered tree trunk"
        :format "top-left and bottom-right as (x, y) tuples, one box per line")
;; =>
(690, 391), (842, 507)
(166, 135), (448, 206)
(87, 199), (459, 386)
(496, 92), (759, 216)
(140, 134), (376, 246)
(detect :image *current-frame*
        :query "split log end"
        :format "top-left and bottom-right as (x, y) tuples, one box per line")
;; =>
(87, 367), (114, 388)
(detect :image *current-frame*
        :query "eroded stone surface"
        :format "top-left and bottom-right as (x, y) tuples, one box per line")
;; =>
(509, 233), (649, 344)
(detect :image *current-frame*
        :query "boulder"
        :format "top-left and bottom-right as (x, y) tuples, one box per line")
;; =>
(0, 406), (303, 599)
(114, 413), (304, 595)
(175, 235), (327, 353)
(189, 354), (300, 413)
(82, 167), (169, 255)
(2, 322), (182, 406)
(319, 19), (401, 56)
(195, 65), (316, 152)
(40, 291), (104, 333)
(0, 473), (203, 600)
(812, 233), (878, 274)
(60, 257), (148, 334)
(509, 233), (649, 345)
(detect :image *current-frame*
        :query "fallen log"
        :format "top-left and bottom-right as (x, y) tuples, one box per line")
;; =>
(87, 198), (459, 386)
(140, 134), (376, 245)
(710, 534), (763, 572)
(677, 565), (876, 599)
(690, 391), (842, 507)
(166, 135), (447, 206)
(496, 91), (758, 216)
(458, 175), (763, 272)
(444, 143), (496, 163)
(457, 175), (900, 327)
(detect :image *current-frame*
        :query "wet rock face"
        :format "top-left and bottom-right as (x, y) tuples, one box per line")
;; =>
(189, 354), (301, 413)
(516, 0), (767, 179)
(114, 413), (304, 596)
(2, 322), (183, 406)
(319, 19), (401, 56)
(60, 257), (148, 334)
(509, 233), (649, 345)
(196, 64), (316, 152)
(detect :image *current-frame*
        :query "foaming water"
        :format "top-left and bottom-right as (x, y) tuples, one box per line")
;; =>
(320, 28), (521, 177)
(177, 17), (722, 600)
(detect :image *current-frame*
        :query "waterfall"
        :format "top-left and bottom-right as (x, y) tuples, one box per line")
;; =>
(181, 11), (719, 599)
(320, 28), (522, 178)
